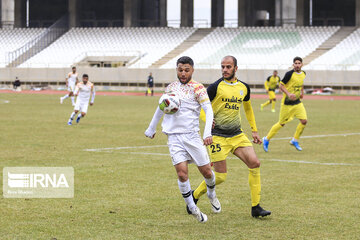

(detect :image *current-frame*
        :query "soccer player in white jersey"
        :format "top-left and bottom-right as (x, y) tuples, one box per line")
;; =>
(67, 74), (95, 125)
(60, 66), (79, 106)
(145, 56), (220, 223)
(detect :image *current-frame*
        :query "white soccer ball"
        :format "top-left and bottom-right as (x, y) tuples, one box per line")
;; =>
(159, 93), (180, 114)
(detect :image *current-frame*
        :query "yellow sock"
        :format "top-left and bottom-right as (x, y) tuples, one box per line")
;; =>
(261, 100), (271, 107)
(248, 168), (261, 207)
(294, 123), (306, 140)
(271, 101), (275, 110)
(193, 171), (227, 200)
(266, 122), (283, 140)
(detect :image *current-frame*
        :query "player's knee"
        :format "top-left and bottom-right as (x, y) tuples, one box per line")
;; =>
(177, 171), (188, 182)
(248, 158), (260, 169)
(81, 113), (86, 117)
(301, 119), (307, 125)
(74, 110), (78, 113)
(203, 169), (213, 179)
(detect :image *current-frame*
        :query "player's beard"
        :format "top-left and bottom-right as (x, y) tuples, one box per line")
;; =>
(178, 76), (191, 84)
(223, 69), (236, 81)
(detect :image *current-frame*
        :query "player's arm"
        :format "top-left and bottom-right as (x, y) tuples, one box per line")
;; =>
(201, 101), (213, 145)
(242, 84), (261, 144)
(300, 86), (304, 99)
(90, 84), (95, 105)
(144, 107), (164, 139)
(196, 84), (214, 145)
(279, 84), (296, 100)
(65, 73), (70, 86)
(243, 101), (261, 144)
(264, 77), (270, 91)
(280, 71), (296, 100)
(74, 83), (80, 96)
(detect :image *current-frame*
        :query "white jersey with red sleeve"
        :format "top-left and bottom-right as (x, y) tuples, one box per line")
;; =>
(161, 79), (210, 135)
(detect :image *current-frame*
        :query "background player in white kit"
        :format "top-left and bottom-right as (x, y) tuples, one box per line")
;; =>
(145, 56), (220, 223)
(60, 66), (78, 106)
(67, 74), (95, 125)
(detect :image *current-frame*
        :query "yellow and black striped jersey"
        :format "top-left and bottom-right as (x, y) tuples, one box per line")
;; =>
(280, 70), (306, 105)
(207, 78), (250, 138)
(265, 75), (280, 91)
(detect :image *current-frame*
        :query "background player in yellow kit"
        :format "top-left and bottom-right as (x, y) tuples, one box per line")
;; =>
(192, 56), (271, 218)
(261, 70), (280, 112)
(262, 57), (307, 152)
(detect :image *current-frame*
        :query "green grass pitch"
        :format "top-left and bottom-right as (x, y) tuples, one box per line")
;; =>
(0, 93), (359, 239)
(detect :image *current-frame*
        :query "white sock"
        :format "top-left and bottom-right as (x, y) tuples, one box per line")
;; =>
(62, 94), (69, 100)
(71, 97), (75, 105)
(178, 179), (196, 212)
(205, 171), (216, 199)
(292, 137), (297, 142)
(77, 113), (82, 119)
(69, 112), (76, 121)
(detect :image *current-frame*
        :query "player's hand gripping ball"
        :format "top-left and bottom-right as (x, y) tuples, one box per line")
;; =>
(159, 93), (180, 114)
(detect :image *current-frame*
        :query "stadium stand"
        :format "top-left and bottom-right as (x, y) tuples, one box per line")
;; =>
(161, 26), (340, 69)
(0, 28), (45, 67)
(307, 28), (360, 70)
(19, 27), (196, 68)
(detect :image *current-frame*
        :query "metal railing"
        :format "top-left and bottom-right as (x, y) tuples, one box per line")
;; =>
(6, 14), (69, 68)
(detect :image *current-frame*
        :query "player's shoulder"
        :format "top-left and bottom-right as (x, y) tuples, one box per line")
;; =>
(88, 81), (94, 86)
(285, 69), (295, 76)
(209, 78), (223, 88)
(238, 79), (250, 88)
(165, 81), (178, 92)
(302, 70), (306, 75)
(188, 79), (205, 88)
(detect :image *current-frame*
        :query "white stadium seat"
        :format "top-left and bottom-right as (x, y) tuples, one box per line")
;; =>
(161, 26), (340, 70)
(307, 28), (360, 70)
(0, 28), (45, 67)
(18, 27), (196, 68)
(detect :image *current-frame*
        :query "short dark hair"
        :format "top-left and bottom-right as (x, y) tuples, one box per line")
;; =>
(223, 55), (237, 67)
(176, 56), (194, 67)
(72, 66), (76, 69)
(83, 74), (89, 78)
(293, 56), (303, 63)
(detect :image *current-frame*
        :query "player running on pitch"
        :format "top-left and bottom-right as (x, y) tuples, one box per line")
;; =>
(263, 56), (308, 152)
(67, 74), (95, 125)
(260, 70), (280, 112)
(145, 56), (220, 223)
(193, 56), (271, 218)
(60, 66), (79, 106)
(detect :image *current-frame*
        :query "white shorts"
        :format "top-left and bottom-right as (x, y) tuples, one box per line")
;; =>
(167, 132), (210, 166)
(74, 99), (89, 113)
(68, 82), (76, 92)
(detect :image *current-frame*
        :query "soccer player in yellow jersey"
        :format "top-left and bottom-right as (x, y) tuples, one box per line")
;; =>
(262, 57), (307, 152)
(191, 56), (271, 218)
(260, 70), (280, 112)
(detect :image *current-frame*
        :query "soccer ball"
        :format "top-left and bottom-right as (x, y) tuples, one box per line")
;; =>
(159, 93), (180, 114)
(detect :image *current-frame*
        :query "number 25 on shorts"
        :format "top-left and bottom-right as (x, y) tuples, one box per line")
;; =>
(210, 144), (221, 153)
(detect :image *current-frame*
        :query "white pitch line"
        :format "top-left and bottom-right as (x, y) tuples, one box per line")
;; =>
(84, 145), (167, 152)
(271, 132), (360, 141)
(83, 132), (360, 152)
(114, 151), (359, 166)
